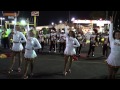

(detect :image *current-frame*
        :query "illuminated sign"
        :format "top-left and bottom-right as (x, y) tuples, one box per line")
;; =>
(73, 20), (110, 26)
(31, 11), (39, 16)
(2, 11), (19, 17)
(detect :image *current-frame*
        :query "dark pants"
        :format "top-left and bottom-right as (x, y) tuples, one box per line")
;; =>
(3, 37), (10, 49)
(88, 46), (95, 56)
(76, 44), (82, 54)
(49, 41), (55, 51)
(1, 38), (3, 47)
(41, 42), (44, 51)
(103, 44), (108, 57)
(59, 42), (65, 53)
(38, 41), (44, 53)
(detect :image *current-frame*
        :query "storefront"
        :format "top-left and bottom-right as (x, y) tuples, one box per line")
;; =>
(73, 19), (110, 33)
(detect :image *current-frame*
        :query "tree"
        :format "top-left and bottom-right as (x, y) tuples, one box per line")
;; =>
(90, 11), (106, 19)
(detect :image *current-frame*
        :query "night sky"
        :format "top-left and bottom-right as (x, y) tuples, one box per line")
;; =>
(0, 11), (119, 27)
(0, 11), (92, 26)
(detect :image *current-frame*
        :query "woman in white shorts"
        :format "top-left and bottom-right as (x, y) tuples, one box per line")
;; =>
(106, 16), (120, 79)
(23, 29), (41, 79)
(63, 25), (80, 76)
(8, 25), (27, 74)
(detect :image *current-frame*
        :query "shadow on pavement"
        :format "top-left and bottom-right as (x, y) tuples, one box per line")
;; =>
(29, 71), (63, 79)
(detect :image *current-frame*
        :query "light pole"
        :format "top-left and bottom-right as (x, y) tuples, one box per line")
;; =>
(69, 11), (70, 23)
(51, 22), (54, 25)
(106, 11), (108, 20)
(59, 20), (62, 24)
(0, 17), (5, 26)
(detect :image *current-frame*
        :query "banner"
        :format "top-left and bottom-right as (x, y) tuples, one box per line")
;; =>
(31, 11), (39, 16)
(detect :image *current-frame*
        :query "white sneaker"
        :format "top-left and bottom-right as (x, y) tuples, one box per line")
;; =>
(8, 69), (13, 74)
(54, 51), (56, 53)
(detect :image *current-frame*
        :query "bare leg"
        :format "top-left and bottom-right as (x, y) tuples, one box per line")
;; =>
(18, 51), (22, 72)
(108, 66), (114, 79)
(63, 55), (69, 76)
(67, 56), (73, 73)
(8, 52), (16, 73)
(23, 60), (30, 79)
(30, 59), (34, 76)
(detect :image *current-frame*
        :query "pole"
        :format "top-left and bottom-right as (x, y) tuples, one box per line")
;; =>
(34, 16), (36, 27)
(106, 11), (108, 20)
(1, 19), (2, 26)
(69, 11), (70, 23)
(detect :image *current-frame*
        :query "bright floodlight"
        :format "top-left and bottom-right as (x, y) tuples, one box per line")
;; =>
(0, 17), (5, 20)
(71, 17), (75, 21)
(51, 22), (54, 25)
(21, 20), (26, 25)
(59, 20), (62, 23)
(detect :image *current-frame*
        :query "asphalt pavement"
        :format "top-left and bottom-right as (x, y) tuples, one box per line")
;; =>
(0, 44), (120, 79)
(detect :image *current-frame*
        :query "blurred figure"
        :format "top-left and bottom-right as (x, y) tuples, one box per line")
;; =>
(38, 30), (45, 52)
(2, 29), (10, 49)
(76, 33), (84, 55)
(49, 28), (57, 53)
(23, 29), (41, 79)
(87, 36), (96, 57)
(106, 16), (120, 79)
(59, 30), (66, 53)
(63, 25), (80, 76)
(8, 25), (27, 74)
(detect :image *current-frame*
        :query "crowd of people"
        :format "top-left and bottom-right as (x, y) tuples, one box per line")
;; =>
(0, 16), (120, 79)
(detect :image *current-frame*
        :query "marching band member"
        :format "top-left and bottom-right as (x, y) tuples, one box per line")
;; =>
(87, 35), (96, 57)
(95, 33), (99, 46)
(2, 29), (10, 49)
(59, 30), (66, 53)
(106, 16), (120, 79)
(8, 25), (27, 73)
(63, 25), (80, 76)
(76, 33), (84, 55)
(49, 28), (57, 53)
(38, 30), (45, 52)
(102, 32), (109, 58)
(23, 22), (41, 79)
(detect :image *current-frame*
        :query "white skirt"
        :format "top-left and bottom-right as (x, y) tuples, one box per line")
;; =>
(12, 43), (23, 51)
(64, 47), (76, 55)
(24, 49), (37, 59)
(107, 52), (120, 67)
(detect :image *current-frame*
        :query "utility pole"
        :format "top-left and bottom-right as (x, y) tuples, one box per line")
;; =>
(106, 11), (108, 20)
(34, 16), (36, 27)
(69, 11), (70, 23)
